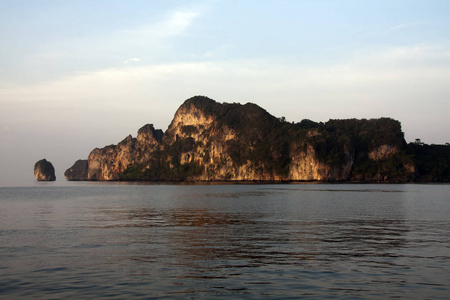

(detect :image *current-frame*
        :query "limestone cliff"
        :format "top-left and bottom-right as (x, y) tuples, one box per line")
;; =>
(65, 96), (418, 182)
(288, 144), (354, 181)
(66, 124), (162, 181)
(34, 159), (56, 181)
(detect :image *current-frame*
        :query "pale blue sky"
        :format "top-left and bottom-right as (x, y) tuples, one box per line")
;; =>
(1, 0), (449, 185)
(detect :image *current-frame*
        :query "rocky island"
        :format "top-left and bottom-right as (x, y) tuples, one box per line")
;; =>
(34, 159), (56, 181)
(65, 96), (450, 182)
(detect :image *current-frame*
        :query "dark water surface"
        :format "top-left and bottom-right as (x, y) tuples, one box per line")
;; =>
(0, 183), (449, 299)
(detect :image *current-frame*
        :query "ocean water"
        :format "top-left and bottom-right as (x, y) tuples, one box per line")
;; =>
(0, 183), (449, 299)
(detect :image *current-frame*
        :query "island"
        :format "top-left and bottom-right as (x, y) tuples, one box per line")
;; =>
(65, 96), (450, 182)
(34, 159), (56, 181)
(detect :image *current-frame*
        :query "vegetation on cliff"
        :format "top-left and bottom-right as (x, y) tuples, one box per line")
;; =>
(407, 142), (450, 182)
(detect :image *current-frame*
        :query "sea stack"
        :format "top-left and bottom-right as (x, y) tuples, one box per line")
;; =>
(34, 159), (56, 181)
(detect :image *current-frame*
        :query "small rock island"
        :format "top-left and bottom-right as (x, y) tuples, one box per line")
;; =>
(34, 159), (56, 181)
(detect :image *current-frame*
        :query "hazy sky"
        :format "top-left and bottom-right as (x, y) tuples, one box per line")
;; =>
(1, 0), (449, 186)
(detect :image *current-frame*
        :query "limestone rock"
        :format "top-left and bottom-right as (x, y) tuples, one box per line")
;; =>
(66, 124), (163, 181)
(34, 159), (56, 181)
(64, 159), (88, 181)
(65, 96), (417, 182)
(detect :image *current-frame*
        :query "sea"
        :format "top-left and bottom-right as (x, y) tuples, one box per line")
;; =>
(0, 182), (449, 299)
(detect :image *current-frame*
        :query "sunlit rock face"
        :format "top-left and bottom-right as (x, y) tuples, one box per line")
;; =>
(163, 101), (216, 145)
(162, 99), (246, 181)
(65, 96), (415, 182)
(87, 135), (136, 181)
(86, 124), (163, 181)
(34, 159), (56, 181)
(289, 144), (354, 181)
(368, 144), (398, 160)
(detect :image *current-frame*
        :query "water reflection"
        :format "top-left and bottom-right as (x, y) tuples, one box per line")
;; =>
(89, 193), (412, 294)
(1, 184), (450, 299)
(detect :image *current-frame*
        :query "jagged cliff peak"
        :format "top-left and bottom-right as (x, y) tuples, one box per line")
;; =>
(174, 96), (279, 137)
(179, 95), (221, 113)
(137, 124), (163, 144)
(177, 95), (274, 123)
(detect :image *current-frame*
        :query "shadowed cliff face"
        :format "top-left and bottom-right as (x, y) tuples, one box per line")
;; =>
(65, 96), (417, 182)
(34, 159), (56, 181)
(64, 159), (88, 181)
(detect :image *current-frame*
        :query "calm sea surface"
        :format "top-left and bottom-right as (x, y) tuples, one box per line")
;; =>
(0, 183), (449, 299)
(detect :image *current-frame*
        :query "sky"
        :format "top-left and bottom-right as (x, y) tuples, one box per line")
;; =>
(1, 0), (449, 186)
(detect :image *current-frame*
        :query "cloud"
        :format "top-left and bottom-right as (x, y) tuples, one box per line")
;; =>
(2, 43), (449, 143)
(384, 22), (425, 34)
(116, 7), (202, 42)
(157, 9), (201, 37)
(123, 57), (141, 64)
(6, 5), (206, 85)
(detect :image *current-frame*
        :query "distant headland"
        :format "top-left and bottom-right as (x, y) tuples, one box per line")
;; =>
(64, 96), (450, 183)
